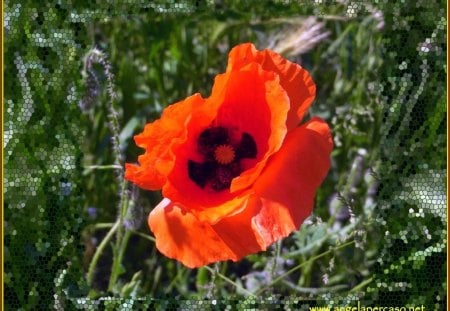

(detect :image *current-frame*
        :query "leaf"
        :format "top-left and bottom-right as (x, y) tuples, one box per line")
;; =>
(119, 116), (143, 150)
(120, 271), (142, 298)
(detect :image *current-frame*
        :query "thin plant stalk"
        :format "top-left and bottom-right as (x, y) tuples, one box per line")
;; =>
(83, 47), (134, 291)
(201, 241), (355, 296)
(255, 240), (355, 295)
(206, 263), (220, 298)
(108, 229), (132, 292)
(204, 266), (255, 297)
(86, 221), (119, 287)
(107, 178), (130, 291)
(270, 241), (282, 283)
(87, 222), (156, 243)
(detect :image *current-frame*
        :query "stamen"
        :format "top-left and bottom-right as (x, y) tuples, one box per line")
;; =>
(214, 145), (235, 165)
(188, 126), (258, 191)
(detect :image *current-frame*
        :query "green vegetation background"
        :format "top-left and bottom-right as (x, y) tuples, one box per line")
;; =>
(4, 0), (447, 309)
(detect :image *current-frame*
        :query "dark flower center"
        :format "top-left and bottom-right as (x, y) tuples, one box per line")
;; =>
(188, 126), (257, 191)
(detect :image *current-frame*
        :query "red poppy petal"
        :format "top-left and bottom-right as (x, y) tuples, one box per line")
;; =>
(124, 94), (205, 190)
(213, 115), (332, 251)
(125, 163), (165, 191)
(149, 118), (331, 267)
(164, 63), (289, 222)
(211, 63), (290, 194)
(251, 117), (333, 245)
(211, 194), (267, 256)
(227, 43), (316, 130)
(149, 196), (274, 268)
(148, 198), (240, 268)
(161, 92), (235, 214)
(213, 194), (299, 251)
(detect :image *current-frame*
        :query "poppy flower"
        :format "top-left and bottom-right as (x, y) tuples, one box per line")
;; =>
(125, 43), (333, 268)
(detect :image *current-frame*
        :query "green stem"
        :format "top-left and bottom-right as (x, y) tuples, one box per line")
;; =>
(108, 229), (131, 292)
(255, 240), (355, 295)
(85, 165), (123, 170)
(204, 266), (255, 297)
(270, 241), (281, 283)
(165, 266), (188, 293)
(90, 223), (115, 230)
(349, 277), (373, 293)
(86, 221), (119, 287)
(282, 280), (349, 294)
(129, 230), (156, 243)
(107, 180), (130, 292)
(87, 222), (156, 243)
(83, 165), (123, 176)
(118, 230), (131, 267)
(283, 219), (359, 259)
(299, 255), (314, 287)
(116, 181), (129, 242)
(206, 263), (219, 298)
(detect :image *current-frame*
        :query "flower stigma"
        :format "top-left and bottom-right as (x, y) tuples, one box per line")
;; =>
(188, 125), (257, 191)
(214, 145), (236, 164)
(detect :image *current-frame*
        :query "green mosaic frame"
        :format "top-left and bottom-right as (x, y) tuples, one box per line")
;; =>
(3, 0), (447, 310)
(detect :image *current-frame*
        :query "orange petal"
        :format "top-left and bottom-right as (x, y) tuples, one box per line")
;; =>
(251, 117), (333, 245)
(211, 194), (267, 256)
(124, 93), (205, 190)
(125, 162), (165, 191)
(148, 198), (240, 268)
(214, 194), (300, 252)
(227, 43), (316, 130)
(149, 196), (278, 268)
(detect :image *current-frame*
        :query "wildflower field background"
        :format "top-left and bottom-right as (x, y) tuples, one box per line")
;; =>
(4, 0), (447, 309)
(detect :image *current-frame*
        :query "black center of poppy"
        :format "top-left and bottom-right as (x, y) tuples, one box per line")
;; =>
(188, 126), (257, 191)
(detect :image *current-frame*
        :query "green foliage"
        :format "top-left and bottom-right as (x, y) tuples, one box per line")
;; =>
(4, 0), (446, 309)
(4, 1), (88, 309)
(367, 1), (446, 308)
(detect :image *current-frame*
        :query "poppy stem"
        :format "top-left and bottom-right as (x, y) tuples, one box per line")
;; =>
(254, 240), (356, 296)
(88, 223), (116, 230)
(281, 280), (349, 294)
(86, 223), (156, 243)
(204, 266), (255, 297)
(107, 180), (130, 292)
(108, 229), (131, 292)
(83, 165), (123, 175)
(206, 263), (220, 298)
(128, 230), (156, 243)
(269, 241), (282, 285)
(83, 47), (134, 293)
(86, 221), (119, 287)
(349, 276), (374, 293)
